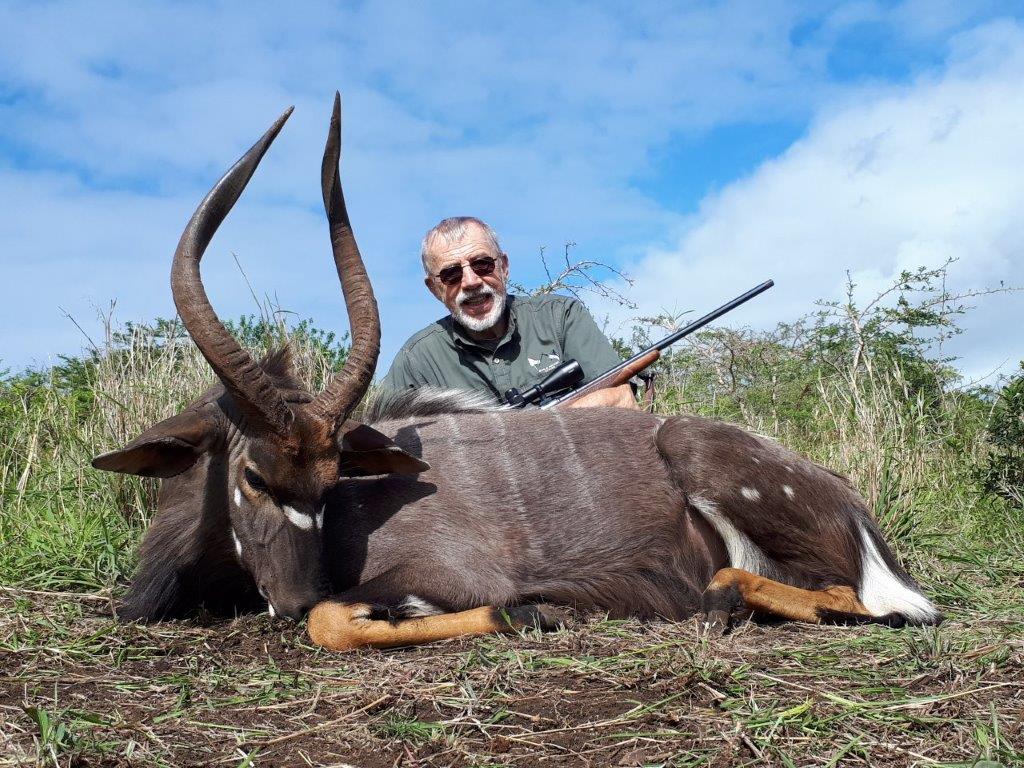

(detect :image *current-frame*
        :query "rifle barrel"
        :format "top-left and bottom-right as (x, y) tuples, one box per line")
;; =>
(541, 279), (773, 409)
(651, 279), (774, 353)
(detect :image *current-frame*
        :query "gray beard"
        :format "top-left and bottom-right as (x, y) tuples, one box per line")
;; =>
(454, 288), (506, 332)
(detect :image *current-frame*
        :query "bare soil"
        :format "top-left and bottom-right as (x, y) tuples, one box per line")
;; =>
(1, 589), (1021, 767)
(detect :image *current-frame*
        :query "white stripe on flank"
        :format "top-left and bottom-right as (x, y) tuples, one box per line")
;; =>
(741, 487), (761, 502)
(283, 505), (313, 530)
(690, 494), (771, 576)
(857, 523), (940, 622)
(442, 415), (473, 481)
(551, 411), (595, 511)
(489, 413), (527, 519)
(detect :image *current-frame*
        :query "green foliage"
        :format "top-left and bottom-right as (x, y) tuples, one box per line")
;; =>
(622, 263), (977, 433)
(980, 363), (1024, 507)
(226, 314), (349, 374)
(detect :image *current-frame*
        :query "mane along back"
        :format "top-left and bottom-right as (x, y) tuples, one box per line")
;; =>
(359, 387), (497, 422)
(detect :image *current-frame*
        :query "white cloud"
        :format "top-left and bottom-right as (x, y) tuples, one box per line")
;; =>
(1, 1), (1020, 375)
(610, 20), (1024, 381)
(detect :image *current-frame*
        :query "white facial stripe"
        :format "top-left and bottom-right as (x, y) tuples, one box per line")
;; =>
(267, 602), (276, 618)
(234, 488), (242, 507)
(231, 529), (243, 558)
(283, 504), (314, 530)
(316, 505), (325, 530)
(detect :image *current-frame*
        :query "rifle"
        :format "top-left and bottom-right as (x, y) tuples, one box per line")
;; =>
(503, 280), (774, 409)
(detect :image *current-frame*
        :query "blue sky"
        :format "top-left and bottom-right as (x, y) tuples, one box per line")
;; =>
(2, 1), (1022, 381)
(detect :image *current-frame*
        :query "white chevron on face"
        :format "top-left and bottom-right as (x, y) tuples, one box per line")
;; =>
(283, 504), (313, 530)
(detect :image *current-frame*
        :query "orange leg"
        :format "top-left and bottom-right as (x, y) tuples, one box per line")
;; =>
(701, 567), (888, 629)
(307, 601), (564, 651)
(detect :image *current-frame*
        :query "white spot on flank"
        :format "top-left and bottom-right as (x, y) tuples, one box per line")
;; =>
(857, 523), (940, 623)
(752, 457), (761, 464)
(741, 487), (761, 502)
(231, 529), (242, 559)
(399, 595), (443, 617)
(234, 488), (242, 507)
(784, 465), (794, 473)
(283, 505), (313, 530)
(315, 505), (325, 530)
(783, 485), (795, 499)
(690, 494), (771, 576)
(268, 603), (276, 618)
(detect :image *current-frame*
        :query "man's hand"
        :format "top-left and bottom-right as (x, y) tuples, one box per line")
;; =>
(566, 383), (639, 410)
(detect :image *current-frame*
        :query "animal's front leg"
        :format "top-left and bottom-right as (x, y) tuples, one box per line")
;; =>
(307, 600), (564, 651)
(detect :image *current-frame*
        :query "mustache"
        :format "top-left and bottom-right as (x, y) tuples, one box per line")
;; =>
(456, 285), (496, 306)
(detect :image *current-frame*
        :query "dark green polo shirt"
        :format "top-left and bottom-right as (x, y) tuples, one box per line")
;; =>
(381, 294), (623, 400)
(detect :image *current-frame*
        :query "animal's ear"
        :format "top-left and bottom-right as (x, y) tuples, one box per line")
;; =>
(338, 422), (430, 476)
(92, 408), (219, 478)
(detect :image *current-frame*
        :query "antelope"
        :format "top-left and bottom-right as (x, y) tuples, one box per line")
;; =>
(92, 94), (941, 651)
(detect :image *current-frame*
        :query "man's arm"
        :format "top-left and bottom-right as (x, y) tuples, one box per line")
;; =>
(566, 383), (637, 409)
(559, 298), (638, 410)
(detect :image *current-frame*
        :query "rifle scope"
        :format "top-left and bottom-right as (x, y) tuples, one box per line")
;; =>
(504, 358), (584, 407)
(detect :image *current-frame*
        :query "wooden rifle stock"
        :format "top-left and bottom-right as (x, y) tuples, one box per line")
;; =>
(549, 349), (660, 408)
(540, 279), (774, 411)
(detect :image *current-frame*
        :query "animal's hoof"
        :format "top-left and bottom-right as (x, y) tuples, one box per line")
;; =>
(532, 604), (569, 631)
(496, 604), (568, 633)
(701, 609), (730, 635)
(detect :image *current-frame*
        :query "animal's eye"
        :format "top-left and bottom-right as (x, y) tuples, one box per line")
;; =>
(244, 467), (270, 495)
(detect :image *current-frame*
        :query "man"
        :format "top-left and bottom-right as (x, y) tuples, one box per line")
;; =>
(382, 216), (637, 409)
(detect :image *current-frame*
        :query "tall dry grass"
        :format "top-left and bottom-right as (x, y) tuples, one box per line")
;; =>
(0, 317), (341, 590)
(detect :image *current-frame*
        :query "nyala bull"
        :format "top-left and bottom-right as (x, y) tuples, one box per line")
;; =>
(92, 94), (941, 650)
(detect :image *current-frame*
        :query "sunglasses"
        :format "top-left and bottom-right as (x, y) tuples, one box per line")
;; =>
(434, 256), (498, 286)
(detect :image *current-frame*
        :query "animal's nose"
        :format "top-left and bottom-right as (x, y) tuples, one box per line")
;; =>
(274, 597), (319, 622)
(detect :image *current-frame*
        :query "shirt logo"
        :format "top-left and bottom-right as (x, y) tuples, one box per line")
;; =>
(530, 352), (561, 373)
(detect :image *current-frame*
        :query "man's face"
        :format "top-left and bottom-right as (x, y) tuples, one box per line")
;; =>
(423, 224), (510, 334)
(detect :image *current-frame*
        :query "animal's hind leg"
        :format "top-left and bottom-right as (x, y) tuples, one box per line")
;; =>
(307, 601), (565, 651)
(701, 568), (897, 630)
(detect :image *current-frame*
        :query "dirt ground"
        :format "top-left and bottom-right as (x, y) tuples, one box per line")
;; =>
(1, 588), (1021, 767)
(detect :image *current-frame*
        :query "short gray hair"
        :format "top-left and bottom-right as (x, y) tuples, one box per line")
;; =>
(420, 217), (502, 273)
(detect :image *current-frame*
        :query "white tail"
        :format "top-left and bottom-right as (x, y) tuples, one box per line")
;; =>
(857, 524), (940, 623)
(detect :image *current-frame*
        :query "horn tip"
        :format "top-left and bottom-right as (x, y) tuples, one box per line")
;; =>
(268, 106), (295, 138)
